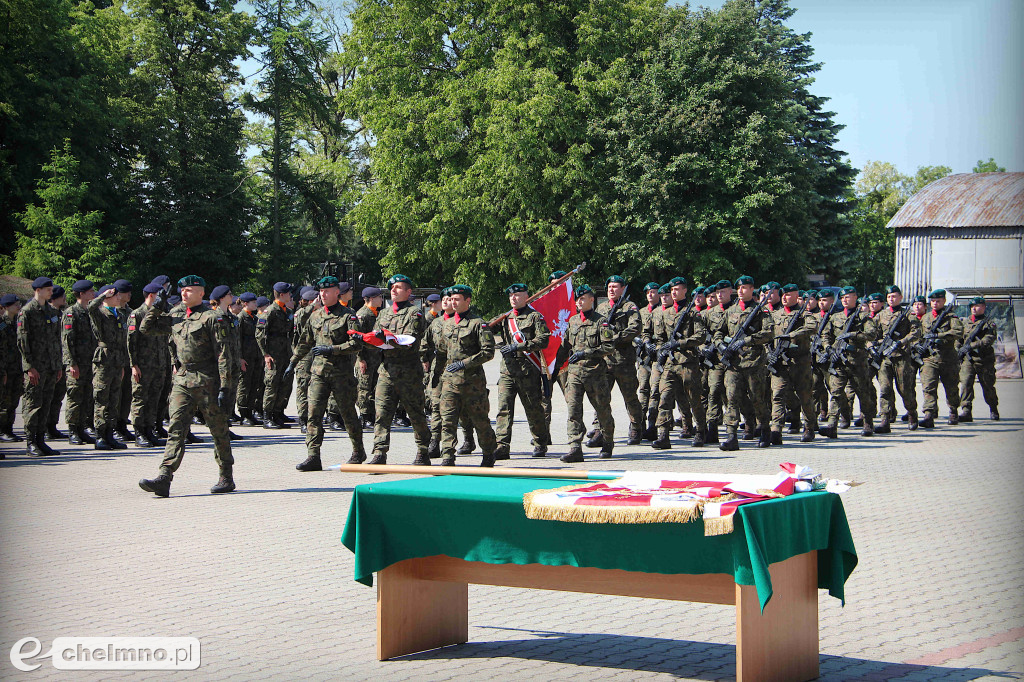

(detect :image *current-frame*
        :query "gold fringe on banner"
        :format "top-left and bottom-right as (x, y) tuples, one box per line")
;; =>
(523, 485), (705, 525)
(703, 515), (735, 536)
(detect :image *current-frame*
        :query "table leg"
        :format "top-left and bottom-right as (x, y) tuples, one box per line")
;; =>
(376, 560), (469, 660)
(735, 551), (819, 682)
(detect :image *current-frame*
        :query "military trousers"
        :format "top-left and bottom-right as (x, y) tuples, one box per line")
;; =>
(295, 356), (313, 426)
(826, 361), (876, 425)
(372, 360), (430, 457)
(236, 356), (263, 412)
(959, 358), (997, 411)
(159, 372), (233, 477)
(357, 357), (380, 418)
(306, 367), (363, 455)
(131, 365), (166, 428)
(48, 371), (66, 428)
(21, 369), (58, 435)
(812, 366), (829, 415)
(657, 362), (705, 431)
(64, 366), (94, 427)
(877, 355), (917, 417)
(770, 358), (817, 431)
(604, 360), (643, 428)
(565, 369), (614, 446)
(920, 353), (960, 416)
(1, 372), (25, 431)
(637, 363), (654, 414)
(262, 354), (291, 415)
(495, 369), (549, 448)
(440, 371), (497, 457)
(541, 371), (569, 428)
(723, 366), (769, 433)
(92, 362), (124, 430)
(706, 366), (726, 423)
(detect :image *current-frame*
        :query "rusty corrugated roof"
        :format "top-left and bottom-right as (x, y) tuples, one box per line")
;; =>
(887, 172), (1024, 229)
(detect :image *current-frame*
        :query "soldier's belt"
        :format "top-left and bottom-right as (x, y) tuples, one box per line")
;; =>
(181, 361), (216, 372)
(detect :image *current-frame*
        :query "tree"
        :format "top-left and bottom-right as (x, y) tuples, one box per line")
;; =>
(972, 158), (1006, 173)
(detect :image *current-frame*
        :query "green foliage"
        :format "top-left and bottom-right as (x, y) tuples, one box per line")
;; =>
(972, 158), (1006, 173)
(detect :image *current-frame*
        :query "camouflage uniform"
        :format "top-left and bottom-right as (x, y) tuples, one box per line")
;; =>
(874, 305), (920, 423)
(702, 305), (726, 426)
(140, 301), (234, 477)
(822, 308), (879, 429)
(292, 303), (315, 428)
(223, 310), (242, 416)
(1, 308), (26, 437)
(495, 306), (551, 452)
(810, 308), (831, 416)
(62, 300), (96, 431)
(593, 298), (644, 439)
(439, 309), (498, 464)
(368, 301), (431, 462)
(710, 298), (773, 439)
(128, 302), (171, 433)
(958, 313), (998, 415)
(87, 296), (129, 433)
(256, 301), (294, 419)
(291, 301), (364, 460)
(768, 305), (818, 434)
(355, 305), (381, 420)
(654, 300), (707, 440)
(560, 309), (615, 451)
(424, 313), (472, 445)
(47, 303), (67, 433)
(17, 298), (63, 438)
(236, 308), (262, 417)
(919, 309), (963, 418)
(636, 303), (658, 433)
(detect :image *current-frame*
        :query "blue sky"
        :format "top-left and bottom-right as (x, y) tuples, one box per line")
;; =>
(695, 0), (1023, 175)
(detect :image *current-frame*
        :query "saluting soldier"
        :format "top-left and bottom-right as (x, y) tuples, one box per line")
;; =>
(46, 285), (68, 441)
(290, 277), (365, 471)
(438, 284), (498, 467)
(355, 286), (384, 428)
(557, 284), (615, 463)
(874, 285), (920, 432)
(494, 283), (552, 459)
(918, 289), (963, 428)
(292, 287), (318, 434)
(89, 281), (133, 450)
(17, 277), (64, 456)
(138, 275), (236, 497)
(636, 282), (661, 440)
(61, 280), (98, 445)
(819, 286), (878, 438)
(367, 275), (432, 465)
(652, 277), (708, 448)
(0, 294), (25, 445)
(257, 282), (295, 429)
(128, 282), (172, 447)
(235, 292), (262, 425)
(767, 284), (818, 443)
(588, 276), (643, 447)
(958, 296), (999, 422)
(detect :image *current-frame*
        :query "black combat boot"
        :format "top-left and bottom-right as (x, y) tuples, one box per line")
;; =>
(154, 423), (168, 438)
(186, 429), (203, 443)
(875, 415), (891, 434)
(861, 418), (874, 436)
(427, 437), (441, 459)
(263, 414), (287, 429)
(991, 408), (1000, 421)
(146, 425), (166, 447)
(347, 450), (366, 465)
(907, 411), (919, 430)
(229, 412), (241, 424)
(299, 422), (307, 435)
(820, 424), (838, 439)
(585, 430), (604, 448)
(801, 425), (816, 442)
(26, 433), (49, 457)
(585, 428), (597, 440)
(139, 474), (172, 497)
(46, 424), (67, 440)
(77, 424), (96, 444)
(228, 430), (242, 440)
(719, 431), (739, 452)
(599, 445), (613, 459)
(770, 430), (783, 446)
(651, 427), (671, 450)
(367, 452), (387, 465)
(560, 445), (584, 463)
(626, 423), (641, 446)
(136, 430), (154, 448)
(901, 412), (909, 422)
(279, 412), (295, 424)
(240, 409), (259, 427)
(440, 453), (456, 467)
(947, 411), (959, 425)
(757, 430), (772, 448)
(329, 416), (343, 431)
(456, 428), (476, 455)
(691, 428), (705, 447)
(838, 414), (850, 429)
(919, 412), (935, 429)
(94, 426), (113, 451)
(115, 420), (134, 442)
(0, 423), (20, 443)
(958, 406), (973, 423)
(479, 451), (495, 467)
(788, 413), (801, 434)
(532, 444), (547, 458)
(742, 424), (757, 441)
(210, 468), (236, 493)
(853, 415), (864, 428)
(493, 444), (510, 460)
(69, 425), (85, 445)
(296, 453), (323, 471)
(705, 421), (719, 445)
(411, 448), (432, 466)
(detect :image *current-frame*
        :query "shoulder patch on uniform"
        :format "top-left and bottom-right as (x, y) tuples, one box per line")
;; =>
(128, 325), (136, 331)
(257, 318), (267, 326)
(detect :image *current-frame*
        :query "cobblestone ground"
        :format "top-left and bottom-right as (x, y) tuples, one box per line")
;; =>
(1, 367), (1021, 681)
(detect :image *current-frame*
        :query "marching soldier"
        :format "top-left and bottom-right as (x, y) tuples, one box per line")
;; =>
(494, 283), (552, 459)
(652, 277), (707, 448)
(540, 270), (572, 430)
(637, 282), (661, 440)
(355, 286), (383, 428)
(438, 284), (498, 467)
(257, 282), (294, 429)
(17, 277), (64, 456)
(61, 280), (98, 445)
(958, 296), (999, 422)
(590, 276), (643, 446)
(767, 284), (818, 443)
(812, 289), (836, 421)
(235, 292), (263, 425)
(291, 278), (365, 470)
(703, 279), (734, 445)
(558, 284), (615, 463)
(46, 285), (68, 441)
(874, 285), (920, 432)
(210, 285), (243, 441)
(919, 289), (963, 428)
(0, 294), (24, 445)
(128, 282), (172, 447)
(639, 283), (671, 440)
(89, 281), (134, 450)
(292, 287), (318, 434)
(820, 286), (878, 438)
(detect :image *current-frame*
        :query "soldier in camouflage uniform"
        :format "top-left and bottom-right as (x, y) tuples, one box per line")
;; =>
(366, 275), (432, 465)
(494, 283), (551, 459)
(292, 287), (318, 434)
(820, 286), (879, 438)
(874, 285), (920, 432)
(138, 275), (236, 497)
(636, 282), (660, 440)
(128, 282), (172, 447)
(540, 271), (572, 431)
(703, 279), (734, 445)
(290, 278), (365, 471)
(651, 277), (707, 449)
(210, 285), (243, 441)
(588, 276), (643, 447)
(0, 294), (25, 446)
(557, 285), (615, 463)
(437, 284), (498, 467)
(958, 296), (999, 422)
(767, 284), (818, 443)
(355, 287), (383, 427)
(60, 280), (98, 445)
(88, 281), (132, 450)
(45, 286), (68, 441)
(710, 276), (773, 451)
(423, 291), (476, 458)
(257, 282), (294, 429)
(918, 289), (963, 428)
(235, 292), (262, 425)
(17, 277), (64, 456)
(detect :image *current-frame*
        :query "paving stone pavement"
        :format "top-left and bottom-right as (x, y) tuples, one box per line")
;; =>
(1, 366), (1022, 681)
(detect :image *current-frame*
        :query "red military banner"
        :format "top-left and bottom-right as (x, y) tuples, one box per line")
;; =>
(530, 277), (576, 375)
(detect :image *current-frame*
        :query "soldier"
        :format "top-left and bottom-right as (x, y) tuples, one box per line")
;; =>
(652, 277), (707, 448)
(235, 292), (262, 425)
(46, 285), (68, 441)
(17, 277), (64, 456)
(874, 285), (920, 432)
(128, 282), (172, 447)
(918, 289), (963, 428)
(89, 281), (132, 450)
(494, 283), (552, 459)
(636, 282), (661, 440)
(958, 296), (999, 422)
(290, 278), (365, 470)
(812, 289), (836, 422)
(0, 294), (25, 444)
(557, 285), (614, 462)
(210, 285), (243, 441)
(819, 286), (878, 438)
(541, 270), (572, 430)
(587, 276), (643, 447)
(138, 275), (236, 497)
(227, 295), (245, 422)
(366, 275), (432, 465)
(257, 282), (294, 429)
(767, 284), (818, 444)
(911, 295), (927, 318)
(60, 280), (98, 445)
(438, 284), (498, 466)
(355, 286), (383, 428)
(703, 279), (735, 445)
(292, 287), (318, 434)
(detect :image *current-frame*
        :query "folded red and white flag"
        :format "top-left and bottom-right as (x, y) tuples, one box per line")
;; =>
(347, 328), (415, 349)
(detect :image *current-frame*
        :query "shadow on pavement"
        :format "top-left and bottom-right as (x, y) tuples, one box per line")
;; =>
(166, 486), (355, 498)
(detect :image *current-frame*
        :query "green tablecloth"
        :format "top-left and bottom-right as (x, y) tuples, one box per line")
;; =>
(341, 475), (857, 609)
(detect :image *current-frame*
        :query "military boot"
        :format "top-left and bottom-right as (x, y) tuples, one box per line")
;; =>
(560, 445), (584, 463)
(139, 474), (172, 497)
(599, 444), (613, 459)
(770, 430), (783, 446)
(907, 411), (919, 430)
(367, 452), (387, 465)
(801, 425), (816, 442)
(493, 444), (510, 461)
(585, 428), (597, 440)
(240, 409), (259, 427)
(901, 412), (909, 422)
(705, 420), (719, 445)
(228, 430), (243, 440)
(991, 408), (1000, 421)
(78, 424), (97, 444)
(94, 426), (113, 451)
(193, 412), (206, 426)
(948, 411), (959, 426)
(210, 469), (236, 494)
(296, 453), (323, 471)
(185, 429), (203, 444)
(958, 406), (973, 423)
(651, 427), (671, 450)
(361, 414), (375, 430)
(861, 418), (874, 437)
(788, 413), (801, 434)
(479, 451), (495, 467)
(115, 421), (134, 442)
(347, 450), (367, 465)
(719, 430), (739, 452)
(757, 430), (772, 448)
(299, 422), (308, 435)
(279, 412), (295, 424)
(412, 449), (432, 466)
(838, 414), (851, 429)
(626, 423), (641, 446)
(691, 428), (705, 448)
(742, 424), (757, 440)
(853, 415), (864, 428)
(136, 430), (155, 448)
(426, 437), (441, 459)
(532, 444), (548, 458)
(26, 434), (49, 457)
(875, 415), (891, 434)
(46, 424), (67, 440)
(154, 423), (169, 438)
(440, 453), (456, 467)
(456, 428), (476, 455)
(0, 422), (20, 442)
(147, 425), (166, 447)
(819, 423), (838, 439)
(263, 414), (287, 429)
(919, 412), (935, 429)
(585, 430), (604, 448)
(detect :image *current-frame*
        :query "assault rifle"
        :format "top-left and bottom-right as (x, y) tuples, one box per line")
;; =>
(657, 295), (698, 371)
(825, 310), (860, 376)
(604, 285), (631, 325)
(910, 303), (953, 368)
(716, 297), (770, 370)
(956, 316), (988, 362)
(809, 306), (836, 368)
(765, 300), (810, 376)
(634, 336), (653, 368)
(869, 304), (911, 371)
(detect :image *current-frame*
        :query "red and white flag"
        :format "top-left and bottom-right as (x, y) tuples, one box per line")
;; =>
(531, 277), (576, 375)
(347, 328), (415, 349)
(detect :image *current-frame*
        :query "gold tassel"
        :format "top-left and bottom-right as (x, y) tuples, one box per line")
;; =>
(703, 515), (735, 536)
(523, 485), (705, 525)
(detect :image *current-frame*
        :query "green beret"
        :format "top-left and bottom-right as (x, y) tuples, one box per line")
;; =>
(928, 288), (946, 299)
(912, 295), (926, 304)
(669, 276), (687, 287)
(177, 275), (206, 288)
(716, 279), (732, 289)
(970, 296), (986, 305)
(693, 286), (706, 295)
(575, 284), (595, 298)
(885, 284), (902, 295)
(734, 275), (754, 287)
(505, 283), (527, 294)
(805, 290), (818, 299)
(819, 288), (835, 298)
(658, 284), (671, 294)
(317, 276), (340, 289)
(605, 275), (625, 285)
(549, 270), (567, 282)
(448, 284), (472, 297)
(840, 286), (857, 296)
(643, 281), (660, 292)
(387, 274), (413, 287)
(867, 293), (883, 302)
(705, 283), (718, 293)
(758, 285), (767, 293)
(766, 281), (781, 291)
(781, 284), (799, 293)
